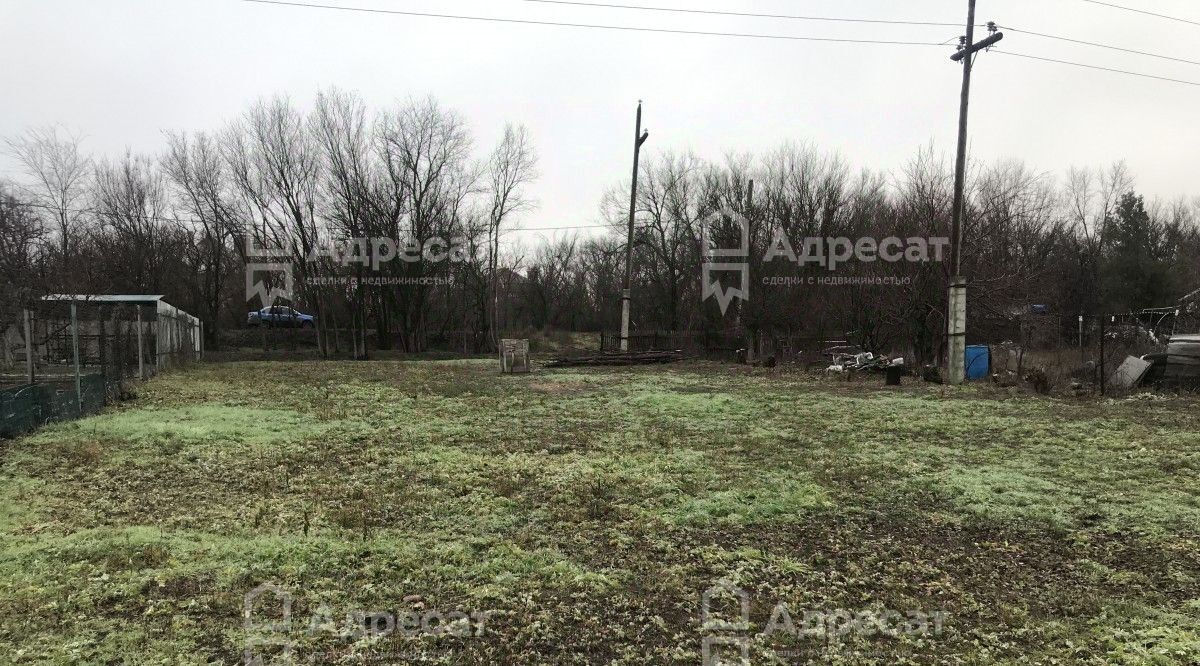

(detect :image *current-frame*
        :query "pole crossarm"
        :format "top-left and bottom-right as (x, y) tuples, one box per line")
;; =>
(951, 31), (1004, 61)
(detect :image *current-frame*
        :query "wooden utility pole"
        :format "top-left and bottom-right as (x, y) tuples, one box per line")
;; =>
(620, 101), (650, 353)
(946, 3), (1003, 385)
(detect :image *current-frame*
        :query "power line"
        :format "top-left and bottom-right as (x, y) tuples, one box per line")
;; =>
(1000, 26), (1200, 67)
(0, 197), (630, 236)
(508, 222), (622, 233)
(241, 0), (950, 46)
(0, 198), (225, 227)
(1081, 0), (1200, 28)
(994, 49), (1200, 87)
(518, 0), (974, 28)
(522, 0), (1200, 70)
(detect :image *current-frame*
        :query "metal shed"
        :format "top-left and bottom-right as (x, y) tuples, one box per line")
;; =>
(40, 295), (203, 371)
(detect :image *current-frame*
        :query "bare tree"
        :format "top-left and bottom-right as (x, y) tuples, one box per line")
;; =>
(313, 88), (374, 358)
(0, 183), (46, 303)
(523, 235), (581, 329)
(4, 126), (91, 268)
(223, 96), (325, 353)
(486, 123), (538, 347)
(1064, 161), (1133, 313)
(163, 130), (240, 349)
(92, 151), (183, 294)
(378, 97), (480, 351)
(630, 151), (709, 332)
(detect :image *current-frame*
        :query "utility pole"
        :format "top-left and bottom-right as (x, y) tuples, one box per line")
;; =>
(23, 308), (34, 386)
(743, 180), (756, 365)
(946, 3), (1003, 385)
(620, 101), (650, 353)
(136, 306), (145, 380)
(70, 300), (82, 412)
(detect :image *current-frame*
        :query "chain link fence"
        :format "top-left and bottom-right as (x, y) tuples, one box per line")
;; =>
(975, 307), (1200, 394)
(1, 297), (201, 437)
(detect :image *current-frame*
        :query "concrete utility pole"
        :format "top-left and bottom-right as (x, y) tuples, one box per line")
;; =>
(946, 3), (1003, 385)
(23, 308), (34, 385)
(743, 180), (756, 365)
(620, 101), (650, 352)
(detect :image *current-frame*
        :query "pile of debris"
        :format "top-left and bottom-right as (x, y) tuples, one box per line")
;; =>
(545, 351), (685, 368)
(826, 350), (904, 373)
(1115, 333), (1200, 391)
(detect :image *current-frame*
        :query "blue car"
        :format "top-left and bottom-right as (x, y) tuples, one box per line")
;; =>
(248, 306), (316, 328)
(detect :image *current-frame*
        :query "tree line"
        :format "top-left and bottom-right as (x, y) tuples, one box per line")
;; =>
(3, 91), (1198, 363)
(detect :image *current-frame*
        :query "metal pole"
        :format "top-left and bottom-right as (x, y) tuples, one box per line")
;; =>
(98, 305), (108, 382)
(620, 101), (649, 353)
(155, 309), (161, 373)
(1078, 313), (1086, 365)
(70, 300), (82, 411)
(23, 308), (34, 385)
(136, 307), (145, 380)
(1099, 314), (1107, 396)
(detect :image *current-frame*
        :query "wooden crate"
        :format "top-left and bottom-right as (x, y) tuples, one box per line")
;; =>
(500, 339), (530, 374)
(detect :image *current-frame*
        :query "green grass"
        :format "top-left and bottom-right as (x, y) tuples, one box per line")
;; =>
(1, 360), (1198, 663)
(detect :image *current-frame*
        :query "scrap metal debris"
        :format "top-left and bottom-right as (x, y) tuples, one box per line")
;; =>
(1112, 355), (1154, 391)
(825, 350), (904, 373)
(545, 351), (685, 368)
(1135, 333), (1200, 389)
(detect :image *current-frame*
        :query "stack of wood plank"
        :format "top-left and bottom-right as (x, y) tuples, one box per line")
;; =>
(544, 351), (685, 368)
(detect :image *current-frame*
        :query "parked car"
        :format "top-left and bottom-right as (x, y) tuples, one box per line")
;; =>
(1140, 334), (1200, 389)
(247, 306), (316, 328)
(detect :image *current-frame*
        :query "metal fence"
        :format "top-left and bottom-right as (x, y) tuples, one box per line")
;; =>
(598, 330), (851, 365)
(970, 308), (1200, 394)
(599, 306), (1200, 393)
(0, 298), (196, 437)
(0, 375), (106, 436)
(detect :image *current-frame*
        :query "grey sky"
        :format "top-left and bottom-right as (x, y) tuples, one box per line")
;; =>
(2, 0), (1198, 245)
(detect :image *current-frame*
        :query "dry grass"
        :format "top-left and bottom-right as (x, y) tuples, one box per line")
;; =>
(0, 359), (1197, 664)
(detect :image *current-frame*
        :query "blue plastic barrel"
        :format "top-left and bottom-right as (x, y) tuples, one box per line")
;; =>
(965, 345), (990, 380)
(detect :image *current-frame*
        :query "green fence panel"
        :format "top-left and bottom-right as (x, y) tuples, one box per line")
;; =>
(0, 374), (111, 438)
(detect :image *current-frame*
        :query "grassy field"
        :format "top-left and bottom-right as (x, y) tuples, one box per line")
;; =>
(1, 360), (1198, 664)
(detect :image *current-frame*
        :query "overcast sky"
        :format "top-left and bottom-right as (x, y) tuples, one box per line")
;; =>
(2, 0), (1198, 245)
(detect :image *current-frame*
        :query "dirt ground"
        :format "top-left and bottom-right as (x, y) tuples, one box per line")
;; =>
(1, 359), (1197, 664)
